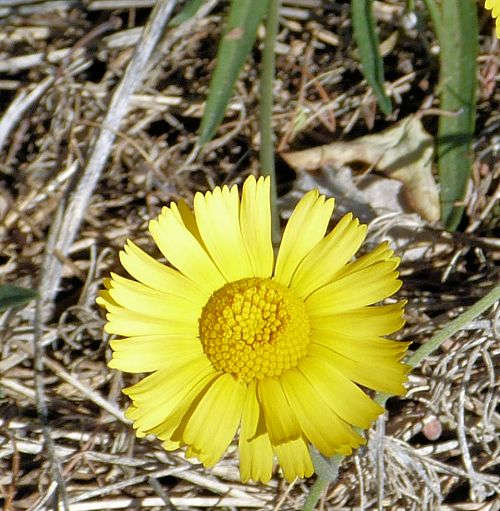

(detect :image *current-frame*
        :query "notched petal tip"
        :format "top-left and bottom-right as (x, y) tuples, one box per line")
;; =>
(96, 288), (117, 314)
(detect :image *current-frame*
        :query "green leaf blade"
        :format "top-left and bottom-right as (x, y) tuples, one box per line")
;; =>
(351, 0), (392, 116)
(197, 0), (271, 146)
(0, 284), (38, 311)
(168, 0), (204, 27)
(436, 0), (478, 230)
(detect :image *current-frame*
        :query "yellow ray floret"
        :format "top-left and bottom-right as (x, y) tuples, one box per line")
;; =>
(486, 0), (500, 38)
(98, 174), (410, 482)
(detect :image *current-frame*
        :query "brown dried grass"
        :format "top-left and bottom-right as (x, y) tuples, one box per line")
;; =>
(0, 1), (498, 510)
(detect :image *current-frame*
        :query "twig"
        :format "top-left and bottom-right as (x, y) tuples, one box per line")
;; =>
(1, 162), (79, 235)
(0, 439), (151, 467)
(56, 16), (122, 79)
(0, 377), (36, 400)
(389, 437), (500, 488)
(68, 468), (187, 503)
(273, 478), (296, 510)
(56, 496), (268, 510)
(375, 415), (386, 511)
(174, 470), (259, 500)
(353, 454), (365, 510)
(0, 0), (41, 6)
(33, 295), (69, 511)
(16, 0), (77, 15)
(0, 49), (75, 73)
(15, 340), (127, 422)
(148, 477), (174, 510)
(42, 355), (128, 423)
(32, 481), (59, 511)
(456, 344), (486, 500)
(0, 77), (53, 153)
(88, 0), (156, 8)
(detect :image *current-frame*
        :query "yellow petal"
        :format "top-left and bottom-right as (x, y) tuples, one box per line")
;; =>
(313, 332), (409, 362)
(161, 439), (182, 451)
(309, 343), (409, 395)
(239, 381), (273, 483)
(258, 377), (301, 444)
(194, 184), (254, 281)
(181, 373), (246, 467)
(290, 214), (367, 298)
(103, 303), (196, 337)
(124, 356), (215, 433)
(123, 355), (211, 404)
(273, 436), (314, 482)
(311, 302), (406, 337)
(107, 273), (201, 322)
(299, 356), (385, 429)
(109, 335), (202, 373)
(119, 240), (207, 301)
(240, 176), (274, 278)
(174, 199), (204, 245)
(274, 191), (334, 287)
(306, 260), (401, 316)
(96, 289), (118, 310)
(149, 369), (218, 443)
(239, 432), (274, 483)
(281, 368), (364, 456)
(485, 0), (500, 16)
(149, 206), (225, 294)
(240, 380), (259, 441)
(335, 241), (395, 279)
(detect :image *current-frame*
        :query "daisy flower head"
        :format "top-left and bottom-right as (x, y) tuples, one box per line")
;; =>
(97, 175), (409, 483)
(486, 0), (500, 37)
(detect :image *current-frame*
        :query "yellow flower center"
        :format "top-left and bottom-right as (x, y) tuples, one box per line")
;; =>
(199, 277), (310, 383)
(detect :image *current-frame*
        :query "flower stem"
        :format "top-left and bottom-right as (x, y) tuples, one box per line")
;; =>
(259, 0), (280, 245)
(406, 285), (499, 368)
(302, 477), (329, 511)
(304, 451), (342, 511)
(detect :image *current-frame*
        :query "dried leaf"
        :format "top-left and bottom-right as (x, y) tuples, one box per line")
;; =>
(281, 115), (440, 222)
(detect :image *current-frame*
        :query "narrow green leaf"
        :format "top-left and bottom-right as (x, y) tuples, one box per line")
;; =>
(421, 0), (443, 42)
(0, 284), (38, 311)
(168, 0), (204, 27)
(259, 0), (280, 245)
(351, 0), (392, 116)
(435, 0), (478, 230)
(197, 0), (270, 146)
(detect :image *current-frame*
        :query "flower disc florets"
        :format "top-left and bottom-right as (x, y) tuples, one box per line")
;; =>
(199, 277), (310, 382)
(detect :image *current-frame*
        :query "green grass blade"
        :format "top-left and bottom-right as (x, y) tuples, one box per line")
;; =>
(351, 0), (392, 116)
(436, 0), (478, 230)
(0, 284), (38, 311)
(168, 0), (204, 27)
(259, 0), (280, 245)
(197, 0), (270, 146)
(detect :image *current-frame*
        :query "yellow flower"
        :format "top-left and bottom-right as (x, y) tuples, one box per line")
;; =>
(97, 176), (409, 483)
(486, 0), (500, 37)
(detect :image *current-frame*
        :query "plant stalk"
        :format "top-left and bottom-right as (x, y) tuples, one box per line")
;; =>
(259, 0), (281, 245)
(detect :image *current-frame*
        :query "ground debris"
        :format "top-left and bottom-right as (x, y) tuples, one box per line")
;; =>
(0, 1), (498, 510)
